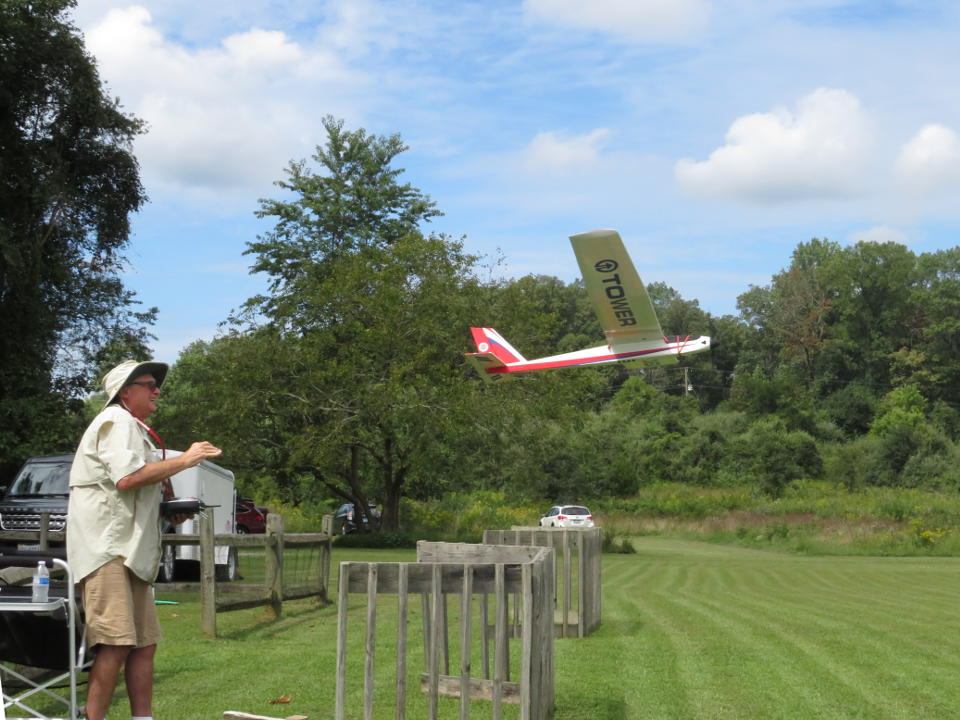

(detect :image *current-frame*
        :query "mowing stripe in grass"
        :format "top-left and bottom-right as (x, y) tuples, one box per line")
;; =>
(558, 538), (960, 720)
(647, 567), (885, 718)
(666, 569), (937, 718)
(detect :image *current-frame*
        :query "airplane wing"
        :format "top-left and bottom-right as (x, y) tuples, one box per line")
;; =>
(569, 229), (663, 346)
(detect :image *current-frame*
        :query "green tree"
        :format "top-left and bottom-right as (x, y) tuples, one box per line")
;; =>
(699, 314), (750, 409)
(736, 239), (842, 386)
(165, 236), (486, 531)
(0, 0), (153, 475)
(244, 115), (441, 326)
(181, 119), (488, 531)
(913, 248), (960, 401)
(832, 241), (920, 391)
(647, 281), (711, 337)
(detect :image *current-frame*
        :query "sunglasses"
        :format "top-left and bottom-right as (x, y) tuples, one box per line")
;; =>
(128, 380), (160, 391)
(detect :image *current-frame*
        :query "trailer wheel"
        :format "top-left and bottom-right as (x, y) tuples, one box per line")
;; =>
(215, 547), (239, 582)
(157, 542), (177, 583)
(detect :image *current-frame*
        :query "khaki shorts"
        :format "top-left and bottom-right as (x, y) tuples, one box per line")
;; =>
(80, 558), (162, 648)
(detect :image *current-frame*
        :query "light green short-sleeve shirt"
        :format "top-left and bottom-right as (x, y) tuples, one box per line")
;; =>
(67, 405), (163, 583)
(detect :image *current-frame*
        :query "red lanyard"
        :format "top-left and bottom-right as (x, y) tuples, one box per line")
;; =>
(122, 407), (173, 499)
(133, 417), (167, 461)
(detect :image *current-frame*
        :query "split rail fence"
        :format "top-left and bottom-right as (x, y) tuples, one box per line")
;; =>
(0, 513), (332, 636)
(162, 512), (333, 636)
(483, 527), (602, 638)
(336, 540), (555, 720)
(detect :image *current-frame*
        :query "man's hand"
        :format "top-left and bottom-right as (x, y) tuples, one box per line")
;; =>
(168, 512), (196, 525)
(180, 441), (222, 468)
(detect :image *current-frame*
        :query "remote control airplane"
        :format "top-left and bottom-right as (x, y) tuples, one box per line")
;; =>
(465, 229), (711, 381)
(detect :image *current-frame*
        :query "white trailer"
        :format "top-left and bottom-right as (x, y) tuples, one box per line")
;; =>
(158, 451), (238, 582)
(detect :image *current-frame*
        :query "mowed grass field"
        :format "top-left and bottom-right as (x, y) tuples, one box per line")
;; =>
(555, 539), (960, 719)
(118, 540), (960, 719)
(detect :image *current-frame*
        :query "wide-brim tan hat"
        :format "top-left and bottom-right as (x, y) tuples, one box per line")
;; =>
(102, 359), (169, 409)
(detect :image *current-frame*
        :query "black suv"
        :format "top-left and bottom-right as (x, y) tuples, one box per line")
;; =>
(333, 502), (381, 534)
(0, 454), (73, 550)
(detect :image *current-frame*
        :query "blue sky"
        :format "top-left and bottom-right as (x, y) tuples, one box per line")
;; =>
(71, 0), (960, 362)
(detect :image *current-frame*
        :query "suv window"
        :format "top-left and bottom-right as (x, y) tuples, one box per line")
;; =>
(7, 461), (71, 497)
(562, 506), (589, 516)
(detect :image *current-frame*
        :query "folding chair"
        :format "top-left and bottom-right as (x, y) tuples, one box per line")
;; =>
(0, 550), (89, 720)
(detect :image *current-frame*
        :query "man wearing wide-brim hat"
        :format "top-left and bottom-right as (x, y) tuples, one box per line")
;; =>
(67, 360), (222, 720)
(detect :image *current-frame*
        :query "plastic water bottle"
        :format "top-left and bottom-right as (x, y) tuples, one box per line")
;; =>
(32, 561), (49, 603)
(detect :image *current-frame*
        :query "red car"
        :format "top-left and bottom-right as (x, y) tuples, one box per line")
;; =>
(234, 498), (268, 534)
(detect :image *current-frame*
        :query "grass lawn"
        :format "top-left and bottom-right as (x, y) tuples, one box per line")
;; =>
(94, 541), (960, 719)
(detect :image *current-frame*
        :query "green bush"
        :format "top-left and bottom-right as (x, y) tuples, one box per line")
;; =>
(898, 433), (960, 490)
(591, 484), (754, 519)
(400, 490), (541, 541)
(602, 529), (637, 554)
(822, 435), (887, 491)
(727, 417), (822, 497)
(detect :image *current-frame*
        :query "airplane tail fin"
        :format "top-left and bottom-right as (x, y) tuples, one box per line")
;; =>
(469, 327), (526, 363)
(464, 328), (525, 382)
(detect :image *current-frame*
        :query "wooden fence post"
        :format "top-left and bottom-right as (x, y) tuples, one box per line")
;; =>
(397, 564), (409, 720)
(336, 563), (348, 720)
(199, 511), (217, 637)
(39, 512), (50, 551)
(320, 514), (333, 602)
(264, 513), (285, 618)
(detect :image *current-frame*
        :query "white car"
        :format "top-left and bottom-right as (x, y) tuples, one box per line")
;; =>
(539, 505), (595, 528)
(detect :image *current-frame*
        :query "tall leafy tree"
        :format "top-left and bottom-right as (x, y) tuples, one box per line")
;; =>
(913, 248), (960, 401)
(832, 241), (920, 391)
(205, 119), (481, 530)
(244, 115), (441, 329)
(0, 0), (153, 474)
(736, 239), (842, 386)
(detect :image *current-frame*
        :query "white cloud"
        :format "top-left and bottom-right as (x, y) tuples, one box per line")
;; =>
(523, 0), (710, 43)
(675, 88), (873, 204)
(317, 0), (409, 57)
(522, 128), (611, 174)
(221, 28), (304, 66)
(83, 6), (361, 192)
(894, 123), (960, 195)
(849, 225), (909, 246)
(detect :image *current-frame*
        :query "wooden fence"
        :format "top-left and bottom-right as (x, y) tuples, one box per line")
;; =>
(336, 541), (554, 720)
(1, 513), (332, 637)
(483, 527), (602, 638)
(162, 512), (333, 636)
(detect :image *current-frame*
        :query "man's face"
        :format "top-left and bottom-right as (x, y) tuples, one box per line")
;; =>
(119, 373), (160, 420)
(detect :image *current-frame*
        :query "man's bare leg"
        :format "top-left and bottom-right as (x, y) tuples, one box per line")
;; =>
(85, 645), (132, 720)
(125, 644), (157, 717)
